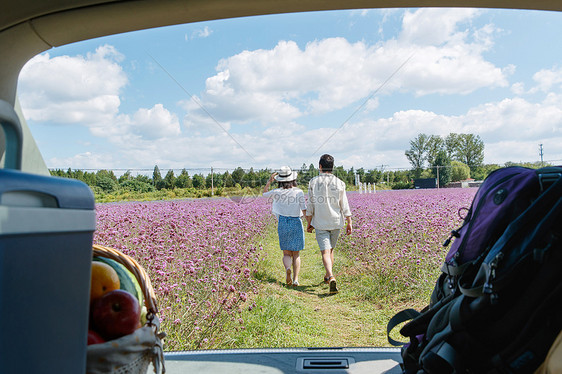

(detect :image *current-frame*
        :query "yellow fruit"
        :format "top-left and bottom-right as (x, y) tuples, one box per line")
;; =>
(90, 262), (120, 301)
(93, 257), (143, 305)
(140, 305), (148, 326)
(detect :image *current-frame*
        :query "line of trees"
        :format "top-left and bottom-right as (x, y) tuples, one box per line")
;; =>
(405, 133), (486, 186)
(50, 149), (549, 195)
(50, 164), (420, 195)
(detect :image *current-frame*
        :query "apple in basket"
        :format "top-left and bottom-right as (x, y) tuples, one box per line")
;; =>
(91, 289), (141, 340)
(87, 329), (106, 345)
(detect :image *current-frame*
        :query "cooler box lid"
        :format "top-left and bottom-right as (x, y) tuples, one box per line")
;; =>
(0, 169), (96, 235)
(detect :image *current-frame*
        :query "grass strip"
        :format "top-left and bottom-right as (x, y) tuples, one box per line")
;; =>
(216, 221), (413, 348)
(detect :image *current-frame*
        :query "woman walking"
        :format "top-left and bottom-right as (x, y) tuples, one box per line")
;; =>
(263, 166), (307, 286)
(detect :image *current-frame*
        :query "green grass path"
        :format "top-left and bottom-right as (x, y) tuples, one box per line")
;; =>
(219, 223), (400, 349)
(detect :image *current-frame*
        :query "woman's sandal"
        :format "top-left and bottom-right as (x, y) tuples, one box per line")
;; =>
(328, 276), (338, 294)
(292, 281), (299, 287)
(286, 268), (292, 286)
(324, 276), (330, 284)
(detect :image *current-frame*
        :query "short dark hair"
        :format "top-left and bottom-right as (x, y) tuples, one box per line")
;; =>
(278, 180), (297, 189)
(319, 154), (334, 172)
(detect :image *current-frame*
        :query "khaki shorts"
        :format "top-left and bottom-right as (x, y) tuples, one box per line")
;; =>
(315, 229), (341, 251)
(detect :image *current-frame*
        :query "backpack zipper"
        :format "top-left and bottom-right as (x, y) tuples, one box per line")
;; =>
(447, 170), (521, 264)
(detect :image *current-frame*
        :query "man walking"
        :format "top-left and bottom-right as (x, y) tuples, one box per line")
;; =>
(306, 154), (352, 293)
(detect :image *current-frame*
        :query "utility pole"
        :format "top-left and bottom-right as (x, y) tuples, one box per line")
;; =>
(211, 167), (214, 196)
(539, 144), (544, 166)
(436, 165), (440, 189)
(380, 164), (388, 184)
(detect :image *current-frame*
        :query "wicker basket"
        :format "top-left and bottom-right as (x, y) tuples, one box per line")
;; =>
(87, 244), (166, 374)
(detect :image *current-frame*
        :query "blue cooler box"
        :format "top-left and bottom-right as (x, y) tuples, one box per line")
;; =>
(0, 169), (96, 373)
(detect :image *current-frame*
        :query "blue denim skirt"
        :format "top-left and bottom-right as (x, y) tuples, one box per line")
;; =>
(277, 215), (305, 251)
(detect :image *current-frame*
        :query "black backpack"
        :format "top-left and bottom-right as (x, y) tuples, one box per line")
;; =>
(387, 166), (562, 373)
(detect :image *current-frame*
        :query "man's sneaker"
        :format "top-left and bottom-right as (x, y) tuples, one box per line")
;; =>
(328, 276), (338, 293)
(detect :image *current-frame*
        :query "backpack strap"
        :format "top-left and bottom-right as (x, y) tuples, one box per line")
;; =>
(387, 308), (420, 346)
(537, 167), (562, 192)
(387, 291), (459, 346)
(440, 261), (470, 276)
(422, 341), (465, 373)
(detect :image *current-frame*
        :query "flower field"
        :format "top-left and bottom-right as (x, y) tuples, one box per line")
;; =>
(93, 188), (477, 350)
(94, 198), (275, 350)
(338, 188), (477, 305)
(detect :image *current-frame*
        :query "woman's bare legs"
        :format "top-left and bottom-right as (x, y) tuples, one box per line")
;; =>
(283, 250), (293, 285)
(283, 250), (302, 285)
(292, 251), (301, 284)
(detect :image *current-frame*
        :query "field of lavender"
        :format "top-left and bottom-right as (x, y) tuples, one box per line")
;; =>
(337, 189), (477, 306)
(94, 198), (275, 350)
(93, 188), (476, 350)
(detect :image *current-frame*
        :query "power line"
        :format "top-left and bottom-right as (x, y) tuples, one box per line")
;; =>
(310, 53), (415, 158)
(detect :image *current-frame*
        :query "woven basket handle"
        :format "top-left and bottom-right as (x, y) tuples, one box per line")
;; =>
(92, 244), (159, 324)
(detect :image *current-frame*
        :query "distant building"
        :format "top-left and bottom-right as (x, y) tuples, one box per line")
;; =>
(414, 178), (437, 189)
(446, 178), (483, 188)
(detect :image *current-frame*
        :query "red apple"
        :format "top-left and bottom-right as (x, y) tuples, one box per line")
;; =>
(87, 329), (106, 345)
(91, 289), (140, 340)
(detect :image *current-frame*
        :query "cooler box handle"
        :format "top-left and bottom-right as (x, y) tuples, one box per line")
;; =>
(0, 99), (23, 170)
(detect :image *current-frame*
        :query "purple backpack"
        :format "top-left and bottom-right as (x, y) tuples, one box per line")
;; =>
(433, 166), (548, 301)
(388, 166), (562, 373)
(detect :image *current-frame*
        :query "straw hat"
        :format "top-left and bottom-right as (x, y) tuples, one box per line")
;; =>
(275, 166), (298, 182)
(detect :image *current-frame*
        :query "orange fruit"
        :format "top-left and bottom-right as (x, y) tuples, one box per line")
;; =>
(90, 262), (120, 301)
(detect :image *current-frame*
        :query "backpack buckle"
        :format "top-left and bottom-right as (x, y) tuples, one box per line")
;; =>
(448, 277), (454, 289)
(483, 253), (503, 295)
(443, 230), (460, 247)
(538, 172), (561, 192)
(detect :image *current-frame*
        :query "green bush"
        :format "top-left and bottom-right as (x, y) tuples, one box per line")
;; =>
(392, 181), (413, 190)
(450, 161), (471, 182)
(96, 175), (118, 193)
(120, 179), (155, 193)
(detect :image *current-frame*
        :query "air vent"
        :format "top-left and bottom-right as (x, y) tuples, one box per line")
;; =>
(297, 357), (355, 371)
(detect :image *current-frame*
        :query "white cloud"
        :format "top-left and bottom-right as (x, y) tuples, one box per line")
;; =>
(186, 8), (508, 127)
(129, 104), (181, 139)
(19, 45), (126, 124)
(399, 8), (479, 46)
(462, 96), (562, 142)
(180, 96), (233, 135)
(296, 92), (562, 168)
(86, 104), (181, 143)
(48, 151), (116, 170)
(193, 26), (212, 39)
(185, 26), (213, 41)
(530, 66), (562, 93)
(20, 47), (181, 144)
(484, 136), (561, 165)
(43, 92), (562, 170)
(350, 9), (371, 17)
(511, 82), (525, 95)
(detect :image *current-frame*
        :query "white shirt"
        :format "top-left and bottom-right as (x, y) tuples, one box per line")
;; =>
(263, 187), (307, 217)
(307, 173), (351, 230)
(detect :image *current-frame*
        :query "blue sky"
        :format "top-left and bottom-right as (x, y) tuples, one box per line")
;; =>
(17, 8), (562, 174)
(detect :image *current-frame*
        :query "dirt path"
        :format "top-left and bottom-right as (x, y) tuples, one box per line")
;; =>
(252, 226), (395, 347)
